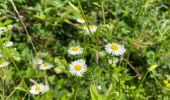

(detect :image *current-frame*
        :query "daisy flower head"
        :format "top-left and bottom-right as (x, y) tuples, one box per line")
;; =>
(77, 17), (85, 24)
(4, 41), (13, 47)
(69, 59), (87, 76)
(84, 25), (97, 35)
(88, 25), (97, 33)
(33, 58), (43, 65)
(0, 61), (10, 68)
(105, 43), (126, 56)
(68, 46), (83, 55)
(30, 84), (49, 95)
(39, 63), (53, 70)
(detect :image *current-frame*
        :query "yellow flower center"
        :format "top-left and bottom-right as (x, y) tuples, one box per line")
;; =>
(44, 64), (49, 68)
(89, 25), (94, 29)
(72, 47), (79, 51)
(35, 86), (41, 92)
(111, 44), (119, 51)
(74, 64), (82, 71)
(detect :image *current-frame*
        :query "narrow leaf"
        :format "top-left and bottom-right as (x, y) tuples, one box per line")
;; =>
(69, 2), (80, 14)
(90, 84), (102, 100)
(148, 64), (158, 72)
(15, 86), (28, 93)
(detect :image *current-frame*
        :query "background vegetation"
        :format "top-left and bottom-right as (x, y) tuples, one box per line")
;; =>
(0, 0), (170, 99)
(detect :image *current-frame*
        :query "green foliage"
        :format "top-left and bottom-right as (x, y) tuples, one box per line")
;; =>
(0, 0), (170, 99)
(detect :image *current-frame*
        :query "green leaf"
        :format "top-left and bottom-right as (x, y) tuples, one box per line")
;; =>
(90, 84), (102, 100)
(15, 86), (28, 93)
(105, 92), (115, 100)
(148, 64), (158, 72)
(25, 67), (34, 78)
(48, 75), (56, 84)
(122, 75), (135, 81)
(69, 2), (80, 14)
(21, 48), (32, 61)
(4, 20), (13, 25)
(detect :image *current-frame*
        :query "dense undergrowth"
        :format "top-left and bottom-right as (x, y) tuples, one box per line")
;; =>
(0, 0), (170, 100)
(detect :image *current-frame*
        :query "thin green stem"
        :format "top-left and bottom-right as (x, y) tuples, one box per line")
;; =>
(10, 57), (28, 89)
(77, 0), (97, 45)
(135, 71), (149, 99)
(91, 72), (98, 93)
(9, 0), (37, 54)
(6, 88), (16, 100)
(73, 77), (80, 100)
(101, 2), (106, 25)
(2, 80), (5, 100)
(77, 0), (92, 36)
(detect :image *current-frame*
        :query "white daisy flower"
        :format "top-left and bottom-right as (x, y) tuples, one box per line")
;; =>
(0, 61), (10, 68)
(4, 41), (13, 47)
(39, 63), (53, 70)
(33, 58), (43, 65)
(77, 17), (85, 24)
(105, 43), (126, 56)
(84, 25), (97, 34)
(69, 59), (87, 76)
(30, 84), (49, 95)
(0, 27), (6, 35)
(88, 25), (97, 33)
(68, 46), (83, 55)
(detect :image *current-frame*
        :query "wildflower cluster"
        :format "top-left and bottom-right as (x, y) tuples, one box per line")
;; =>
(29, 58), (52, 95)
(32, 58), (53, 70)
(77, 17), (97, 35)
(65, 18), (127, 78)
